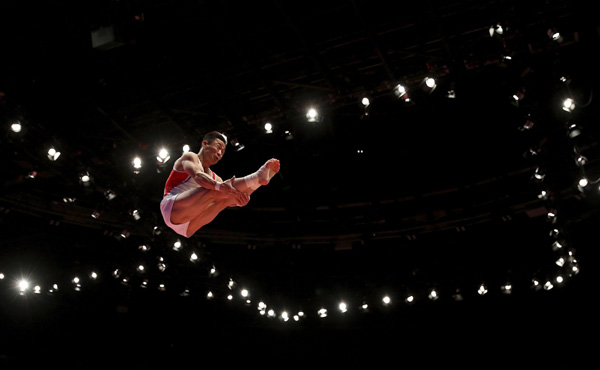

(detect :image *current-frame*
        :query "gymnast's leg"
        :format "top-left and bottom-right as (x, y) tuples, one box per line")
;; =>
(179, 158), (280, 236)
(229, 158), (280, 195)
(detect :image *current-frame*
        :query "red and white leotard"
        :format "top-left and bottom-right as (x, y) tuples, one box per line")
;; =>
(163, 168), (217, 197)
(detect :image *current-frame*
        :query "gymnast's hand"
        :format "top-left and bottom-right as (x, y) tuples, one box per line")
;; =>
(219, 177), (250, 206)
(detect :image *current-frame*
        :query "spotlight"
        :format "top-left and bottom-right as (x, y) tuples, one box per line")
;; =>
(425, 77), (436, 89)
(531, 167), (546, 183)
(575, 155), (587, 167)
(428, 289), (439, 301)
(317, 308), (328, 318)
(10, 121), (22, 133)
(190, 252), (199, 262)
(306, 107), (322, 122)
(567, 123), (581, 138)
(548, 28), (563, 43)
(182, 144), (190, 153)
(230, 138), (245, 152)
(130, 209), (141, 220)
(132, 157), (142, 173)
(394, 83), (407, 98)
(18, 279), (29, 294)
(264, 122), (273, 134)
(104, 189), (117, 200)
(562, 98), (575, 112)
(79, 172), (91, 186)
(359, 97), (371, 119)
(489, 23), (505, 37)
(47, 147), (61, 161)
(156, 148), (170, 164)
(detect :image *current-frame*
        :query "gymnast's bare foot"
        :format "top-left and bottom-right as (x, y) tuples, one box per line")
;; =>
(257, 158), (280, 185)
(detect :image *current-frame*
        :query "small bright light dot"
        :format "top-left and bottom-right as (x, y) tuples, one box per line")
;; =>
(317, 308), (328, 318)
(173, 240), (182, 250)
(361, 97), (370, 107)
(394, 84), (406, 97)
(562, 98), (575, 112)
(0, 273), (4, 279)
(267, 309), (276, 317)
(406, 295), (414, 303)
(578, 178), (588, 187)
(190, 252), (198, 261)
(264, 122), (273, 133)
(241, 289), (249, 298)
(207, 291), (214, 299)
(90, 272), (98, 279)
(34, 285), (42, 294)
(182, 144), (190, 153)
(11, 122), (22, 133)
(47, 148), (61, 161)
(425, 77), (436, 88)
(137, 265), (145, 272)
(72, 277), (80, 284)
(339, 302), (347, 313)
(382, 296), (391, 305)
(281, 311), (289, 321)
(133, 157), (142, 169)
(478, 284), (488, 295)
(306, 108), (320, 122)
(227, 294), (233, 300)
(556, 275), (564, 283)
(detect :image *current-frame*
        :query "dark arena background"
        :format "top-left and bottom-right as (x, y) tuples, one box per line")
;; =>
(1, 0), (598, 367)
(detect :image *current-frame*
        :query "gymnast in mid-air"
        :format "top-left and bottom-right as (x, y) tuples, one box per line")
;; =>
(160, 131), (280, 237)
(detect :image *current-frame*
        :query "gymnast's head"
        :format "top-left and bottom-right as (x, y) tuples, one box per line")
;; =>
(200, 131), (228, 164)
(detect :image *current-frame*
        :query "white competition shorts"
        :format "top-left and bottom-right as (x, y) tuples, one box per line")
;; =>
(160, 193), (190, 237)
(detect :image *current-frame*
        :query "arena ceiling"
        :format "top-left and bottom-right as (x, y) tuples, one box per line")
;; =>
(0, 0), (598, 363)
(3, 0), (598, 242)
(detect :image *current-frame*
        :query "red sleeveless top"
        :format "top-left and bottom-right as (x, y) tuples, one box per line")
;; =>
(163, 169), (216, 196)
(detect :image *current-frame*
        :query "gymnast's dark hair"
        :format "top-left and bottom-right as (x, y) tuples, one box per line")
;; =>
(202, 131), (228, 146)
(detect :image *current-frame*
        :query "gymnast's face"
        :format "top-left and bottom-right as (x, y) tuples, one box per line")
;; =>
(202, 138), (227, 164)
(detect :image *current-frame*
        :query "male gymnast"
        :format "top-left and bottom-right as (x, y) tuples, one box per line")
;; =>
(160, 131), (280, 237)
